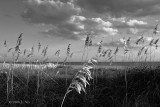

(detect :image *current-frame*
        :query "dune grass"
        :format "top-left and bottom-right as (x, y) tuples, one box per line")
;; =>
(0, 65), (160, 107)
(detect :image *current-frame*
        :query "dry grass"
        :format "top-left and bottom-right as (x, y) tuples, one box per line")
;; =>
(0, 64), (160, 106)
(0, 24), (159, 107)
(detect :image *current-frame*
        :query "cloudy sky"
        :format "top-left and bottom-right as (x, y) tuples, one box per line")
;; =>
(0, 0), (160, 62)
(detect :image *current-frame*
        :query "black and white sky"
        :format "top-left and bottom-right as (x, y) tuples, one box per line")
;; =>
(0, 0), (160, 62)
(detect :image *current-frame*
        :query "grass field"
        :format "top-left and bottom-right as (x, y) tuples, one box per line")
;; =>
(0, 63), (160, 107)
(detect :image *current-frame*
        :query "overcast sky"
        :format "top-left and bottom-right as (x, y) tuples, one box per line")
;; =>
(0, 0), (160, 62)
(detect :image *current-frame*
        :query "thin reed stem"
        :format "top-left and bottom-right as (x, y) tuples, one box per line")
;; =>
(60, 88), (73, 107)
(85, 47), (91, 62)
(6, 68), (10, 102)
(125, 69), (128, 107)
(37, 70), (39, 98)
(81, 46), (86, 62)
(123, 53), (128, 107)
(65, 64), (68, 88)
(150, 46), (152, 68)
(11, 63), (14, 102)
(26, 59), (30, 97)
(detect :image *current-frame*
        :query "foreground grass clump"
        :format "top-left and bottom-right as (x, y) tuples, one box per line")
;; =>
(94, 67), (160, 107)
(0, 66), (160, 107)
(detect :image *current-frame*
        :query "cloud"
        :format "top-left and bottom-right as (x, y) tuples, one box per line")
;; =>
(108, 17), (126, 23)
(129, 28), (139, 34)
(107, 17), (151, 35)
(127, 19), (147, 26)
(145, 37), (154, 42)
(81, 17), (118, 36)
(114, 22), (152, 29)
(76, 0), (160, 17)
(22, 0), (83, 39)
(22, 0), (118, 40)
(91, 18), (112, 27)
(112, 19), (153, 34)
(41, 16), (118, 39)
(40, 22), (84, 40)
(22, 0), (81, 25)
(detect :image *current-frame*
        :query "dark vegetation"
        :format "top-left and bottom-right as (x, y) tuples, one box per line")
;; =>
(0, 65), (160, 107)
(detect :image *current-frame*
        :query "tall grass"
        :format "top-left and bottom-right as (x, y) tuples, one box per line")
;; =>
(60, 58), (96, 107)
(1, 63), (160, 106)
(0, 24), (160, 107)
